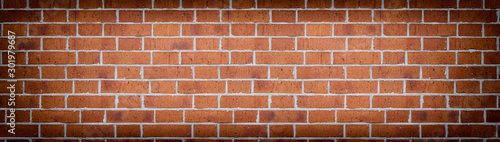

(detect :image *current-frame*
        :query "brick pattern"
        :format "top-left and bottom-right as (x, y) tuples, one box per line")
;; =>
(1, 0), (500, 141)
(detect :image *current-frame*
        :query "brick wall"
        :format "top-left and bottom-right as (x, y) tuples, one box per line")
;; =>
(0, 0), (500, 141)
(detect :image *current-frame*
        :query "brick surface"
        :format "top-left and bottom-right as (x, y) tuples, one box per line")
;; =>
(9, 0), (500, 141)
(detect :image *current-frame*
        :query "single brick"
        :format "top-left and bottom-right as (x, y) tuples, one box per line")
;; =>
(145, 10), (194, 22)
(334, 24), (381, 36)
(297, 95), (344, 108)
(330, 81), (378, 93)
(259, 110), (307, 123)
(254, 81), (302, 93)
(69, 10), (116, 22)
(107, 110), (154, 123)
(178, 81), (225, 93)
(373, 95), (420, 108)
(298, 10), (346, 22)
(220, 96), (268, 108)
(220, 66), (267, 79)
(374, 10), (422, 22)
(101, 81), (149, 93)
(406, 81), (454, 93)
(143, 66), (192, 79)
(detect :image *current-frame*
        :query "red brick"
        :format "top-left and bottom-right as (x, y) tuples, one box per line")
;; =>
(410, 24), (456, 36)
(449, 67), (496, 79)
(117, 66), (141, 79)
(256, 52), (303, 64)
(272, 38), (295, 50)
(330, 81), (377, 93)
(67, 125), (113, 137)
(0, 10), (41, 22)
(29, 24), (76, 36)
(116, 125), (141, 137)
(373, 95), (420, 108)
(74, 81), (98, 93)
(335, 0), (381, 8)
(387, 110), (409, 123)
(272, 10), (296, 22)
(78, 24), (102, 36)
(196, 38), (219, 50)
(67, 66), (114, 79)
(254, 81), (302, 93)
(222, 10), (269, 22)
(40, 125), (64, 137)
(335, 24), (381, 36)
(412, 110), (459, 123)
(78, 52), (100, 64)
(0, 38), (40, 50)
(260, 110), (307, 123)
(450, 10), (497, 22)
(104, 24), (151, 36)
(155, 110), (183, 122)
(231, 52), (253, 64)
(459, 24), (482, 36)
(460, 0), (482, 8)
(448, 125), (496, 137)
(153, 24), (180, 36)
(409, 0), (456, 8)
(422, 66), (446, 79)
(103, 52), (150, 64)
(258, 24), (305, 36)
(424, 10), (448, 22)
(296, 125), (343, 137)
(309, 110), (335, 122)
(269, 125), (294, 137)
(298, 10), (346, 22)
(183, 0), (229, 8)
(423, 95), (447, 108)
(3, 24), (28, 36)
(143, 66), (192, 79)
(4, 0), (27, 8)
(408, 52), (455, 64)
(145, 38), (192, 50)
(304, 81), (328, 93)
(306, 52), (331, 64)
(385, 0), (407, 8)
(349, 10), (372, 22)
(81, 111), (103, 122)
(271, 95), (294, 108)
(185, 110), (232, 123)
(181, 52), (229, 64)
(484, 52), (500, 64)
(178, 81), (225, 93)
(234, 110), (258, 122)
(0, 66), (38, 79)
(306, 24), (332, 36)
(383, 24), (407, 36)
(406, 81), (454, 93)
(380, 81), (404, 93)
(195, 66), (218, 79)
(41, 96), (65, 108)
(297, 38), (345, 50)
(449, 38), (497, 50)
(297, 66), (343, 79)
(297, 95), (344, 108)
(373, 66), (419, 79)
(257, 0), (305, 8)
(374, 38), (420, 50)
(119, 10), (142, 22)
(485, 24), (500, 36)
(0, 124), (38, 137)
(43, 10), (66, 22)
(345, 125), (370, 137)
(193, 125), (217, 137)
(145, 95), (192, 108)
(69, 10), (115, 22)
(461, 110), (484, 123)
(195, 96), (218, 108)
(308, 0), (332, 8)
(269, 66), (294, 79)
(486, 110), (500, 122)
(219, 125), (267, 137)
(25, 81), (72, 93)
(348, 38), (371, 50)
(30, 0), (76, 8)
(458, 52), (481, 64)
(69, 38), (115, 50)
(374, 10), (422, 22)
(118, 95), (141, 108)
(67, 96), (114, 108)
(333, 52), (381, 64)
(220, 66), (267, 79)
(228, 81), (252, 93)
(197, 10), (219, 22)
(143, 125), (191, 137)
(79, 0), (102, 8)
(107, 110), (154, 123)
(232, 0), (255, 8)
(346, 96), (370, 108)
(231, 24), (255, 36)
(222, 38), (268, 50)
(424, 38), (447, 50)
(32, 110), (79, 123)
(145, 10), (194, 22)
(101, 81), (148, 93)
(483, 81), (500, 93)
(183, 24), (229, 36)
(220, 96), (268, 108)
(104, 0), (151, 8)
(338, 110), (384, 123)
(449, 96), (497, 108)
(372, 125), (419, 137)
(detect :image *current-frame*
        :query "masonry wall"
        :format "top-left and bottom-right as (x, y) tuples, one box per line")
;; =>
(0, 0), (500, 141)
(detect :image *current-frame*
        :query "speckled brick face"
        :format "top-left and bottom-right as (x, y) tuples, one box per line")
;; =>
(1, 0), (500, 141)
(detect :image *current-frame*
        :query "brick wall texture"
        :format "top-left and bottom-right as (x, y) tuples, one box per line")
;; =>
(1, 0), (500, 141)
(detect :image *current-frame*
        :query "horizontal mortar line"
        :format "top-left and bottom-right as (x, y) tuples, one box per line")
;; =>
(2, 78), (500, 81)
(2, 108), (500, 111)
(4, 36), (500, 38)
(1, 137), (500, 140)
(3, 22), (500, 24)
(2, 122), (499, 125)
(4, 50), (500, 52)
(1, 8), (500, 10)
(3, 93), (499, 95)
(2, 64), (500, 67)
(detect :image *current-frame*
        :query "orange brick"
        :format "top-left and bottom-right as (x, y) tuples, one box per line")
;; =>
(306, 24), (332, 36)
(335, 24), (381, 36)
(145, 10), (194, 22)
(330, 81), (377, 93)
(222, 38), (269, 50)
(222, 10), (269, 22)
(182, 24), (229, 36)
(178, 81), (225, 93)
(197, 10), (220, 22)
(254, 81), (302, 93)
(374, 10), (422, 22)
(69, 10), (116, 22)
(298, 10), (346, 22)
(257, 24), (305, 36)
(153, 24), (180, 36)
